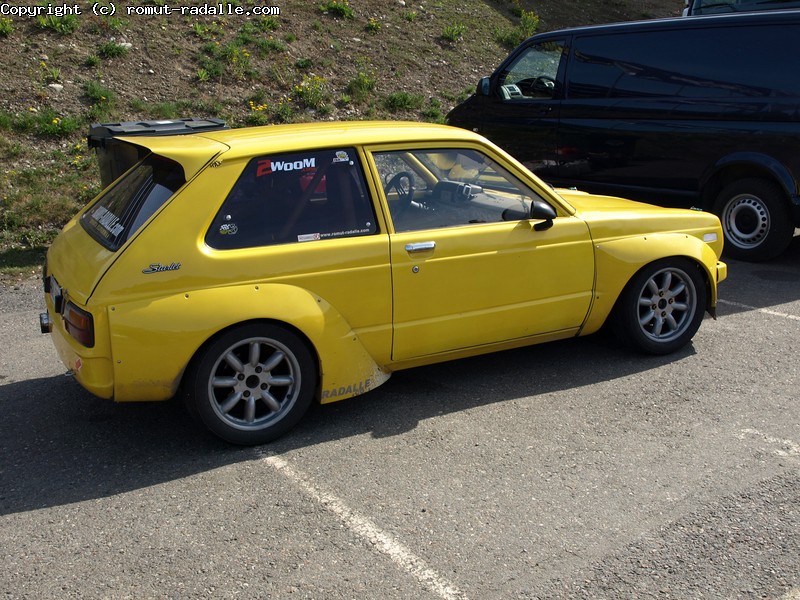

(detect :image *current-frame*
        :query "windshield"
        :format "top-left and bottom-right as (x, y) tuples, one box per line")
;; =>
(689, 0), (800, 13)
(81, 154), (185, 251)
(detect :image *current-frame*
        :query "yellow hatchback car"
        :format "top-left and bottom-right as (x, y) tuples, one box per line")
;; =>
(41, 121), (727, 445)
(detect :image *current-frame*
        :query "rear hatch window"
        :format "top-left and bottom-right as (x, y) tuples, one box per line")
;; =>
(81, 154), (185, 251)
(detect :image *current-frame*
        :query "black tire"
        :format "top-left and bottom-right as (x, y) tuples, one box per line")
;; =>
(713, 178), (793, 262)
(613, 258), (707, 355)
(187, 323), (316, 445)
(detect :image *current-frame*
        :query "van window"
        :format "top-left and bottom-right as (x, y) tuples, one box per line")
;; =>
(568, 25), (800, 99)
(81, 154), (185, 251)
(498, 40), (566, 100)
(206, 148), (377, 249)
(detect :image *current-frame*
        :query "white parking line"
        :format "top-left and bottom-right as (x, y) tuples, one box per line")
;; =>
(739, 429), (800, 458)
(719, 299), (800, 322)
(261, 454), (471, 600)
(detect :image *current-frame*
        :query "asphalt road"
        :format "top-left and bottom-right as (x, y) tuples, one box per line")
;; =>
(1, 239), (799, 599)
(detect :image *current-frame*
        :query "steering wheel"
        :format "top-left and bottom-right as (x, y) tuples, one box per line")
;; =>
(384, 171), (416, 213)
(532, 75), (556, 94)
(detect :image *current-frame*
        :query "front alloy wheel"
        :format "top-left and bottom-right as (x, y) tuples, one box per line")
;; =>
(614, 258), (707, 355)
(189, 323), (316, 445)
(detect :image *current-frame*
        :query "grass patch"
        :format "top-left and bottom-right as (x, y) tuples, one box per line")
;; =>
(97, 41), (129, 59)
(346, 59), (377, 103)
(0, 17), (14, 36)
(35, 13), (79, 34)
(384, 91), (424, 112)
(0, 109), (81, 137)
(293, 75), (328, 109)
(441, 22), (466, 42)
(494, 9), (540, 49)
(319, 0), (355, 19)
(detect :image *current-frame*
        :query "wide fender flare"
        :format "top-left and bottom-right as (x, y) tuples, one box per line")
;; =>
(583, 233), (720, 334)
(700, 151), (799, 207)
(108, 282), (389, 402)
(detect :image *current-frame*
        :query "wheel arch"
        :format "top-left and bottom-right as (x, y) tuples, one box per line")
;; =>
(181, 316), (322, 402)
(177, 283), (392, 405)
(698, 152), (796, 212)
(582, 235), (720, 335)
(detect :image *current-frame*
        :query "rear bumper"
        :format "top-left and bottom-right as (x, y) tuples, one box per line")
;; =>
(41, 302), (115, 400)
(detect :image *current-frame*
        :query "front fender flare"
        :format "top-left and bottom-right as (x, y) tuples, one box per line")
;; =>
(582, 234), (721, 334)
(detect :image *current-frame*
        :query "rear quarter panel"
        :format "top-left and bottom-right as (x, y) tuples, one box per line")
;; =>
(92, 156), (393, 402)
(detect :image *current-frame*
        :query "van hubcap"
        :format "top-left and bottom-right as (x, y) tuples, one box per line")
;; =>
(723, 195), (769, 249)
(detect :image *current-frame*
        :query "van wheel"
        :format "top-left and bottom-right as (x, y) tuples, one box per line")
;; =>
(612, 258), (706, 355)
(713, 178), (793, 261)
(187, 323), (316, 445)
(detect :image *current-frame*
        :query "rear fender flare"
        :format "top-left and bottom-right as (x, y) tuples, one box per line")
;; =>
(109, 283), (389, 402)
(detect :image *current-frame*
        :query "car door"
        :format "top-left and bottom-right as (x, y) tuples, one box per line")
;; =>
(468, 39), (567, 179)
(368, 146), (595, 362)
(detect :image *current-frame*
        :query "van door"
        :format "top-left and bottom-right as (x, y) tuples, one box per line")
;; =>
(473, 39), (567, 180)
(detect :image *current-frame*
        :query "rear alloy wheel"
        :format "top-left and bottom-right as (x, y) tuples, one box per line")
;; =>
(189, 323), (316, 445)
(714, 178), (793, 261)
(614, 258), (707, 355)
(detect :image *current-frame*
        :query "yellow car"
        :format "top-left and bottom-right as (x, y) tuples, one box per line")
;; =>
(40, 121), (727, 445)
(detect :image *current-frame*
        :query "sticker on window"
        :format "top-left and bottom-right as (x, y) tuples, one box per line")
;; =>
(89, 205), (125, 238)
(297, 233), (321, 242)
(333, 150), (350, 163)
(256, 157), (316, 177)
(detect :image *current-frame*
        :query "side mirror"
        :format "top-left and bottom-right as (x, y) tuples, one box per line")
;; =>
(530, 199), (556, 231)
(477, 77), (491, 96)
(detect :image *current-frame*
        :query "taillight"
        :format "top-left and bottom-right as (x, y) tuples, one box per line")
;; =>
(63, 302), (95, 348)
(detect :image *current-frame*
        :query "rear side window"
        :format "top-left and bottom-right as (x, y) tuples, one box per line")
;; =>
(568, 25), (800, 99)
(81, 154), (185, 251)
(206, 148), (377, 249)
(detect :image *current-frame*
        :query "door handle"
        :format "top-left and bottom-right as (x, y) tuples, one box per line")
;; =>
(405, 241), (436, 253)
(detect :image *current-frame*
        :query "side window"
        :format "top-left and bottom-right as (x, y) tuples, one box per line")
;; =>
(206, 148), (377, 249)
(568, 26), (800, 100)
(498, 40), (565, 100)
(373, 148), (549, 233)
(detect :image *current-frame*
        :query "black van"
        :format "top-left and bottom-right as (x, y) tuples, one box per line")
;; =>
(446, 11), (800, 261)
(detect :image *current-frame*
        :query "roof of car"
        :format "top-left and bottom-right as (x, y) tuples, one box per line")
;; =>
(199, 120), (484, 154)
(115, 121), (488, 176)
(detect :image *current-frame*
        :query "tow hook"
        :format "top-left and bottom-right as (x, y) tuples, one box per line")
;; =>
(39, 312), (52, 334)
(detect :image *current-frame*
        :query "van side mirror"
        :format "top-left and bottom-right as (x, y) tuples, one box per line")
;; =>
(531, 199), (556, 231)
(477, 77), (491, 96)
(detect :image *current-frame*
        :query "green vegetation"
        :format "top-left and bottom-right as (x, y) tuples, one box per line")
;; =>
(319, 0), (355, 19)
(97, 41), (129, 59)
(441, 22), (466, 42)
(293, 75), (328, 109)
(384, 91), (424, 112)
(35, 13), (79, 34)
(0, 17), (14, 36)
(494, 9), (540, 49)
(346, 59), (377, 103)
